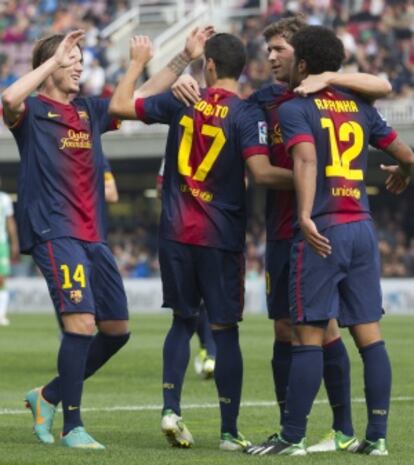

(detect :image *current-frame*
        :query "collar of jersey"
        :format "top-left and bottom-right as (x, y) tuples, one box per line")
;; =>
(37, 93), (74, 109)
(206, 87), (237, 98)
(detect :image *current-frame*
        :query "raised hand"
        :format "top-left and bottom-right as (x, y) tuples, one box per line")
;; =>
(130, 35), (154, 66)
(172, 74), (200, 106)
(184, 25), (215, 60)
(381, 164), (411, 194)
(54, 30), (85, 68)
(300, 218), (332, 258)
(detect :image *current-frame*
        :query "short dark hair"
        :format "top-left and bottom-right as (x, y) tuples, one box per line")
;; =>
(204, 33), (246, 80)
(263, 15), (306, 44)
(290, 26), (345, 74)
(32, 34), (82, 69)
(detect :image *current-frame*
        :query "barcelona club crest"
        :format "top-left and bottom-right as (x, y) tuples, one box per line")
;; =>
(69, 290), (83, 304)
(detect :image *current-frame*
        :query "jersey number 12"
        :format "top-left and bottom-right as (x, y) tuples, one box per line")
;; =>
(321, 117), (364, 181)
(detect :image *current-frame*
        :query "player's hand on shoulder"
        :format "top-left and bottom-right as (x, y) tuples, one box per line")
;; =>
(54, 30), (85, 68)
(172, 75), (200, 106)
(129, 35), (153, 65)
(381, 164), (411, 195)
(184, 25), (215, 61)
(300, 218), (332, 258)
(294, 72), (331, 97)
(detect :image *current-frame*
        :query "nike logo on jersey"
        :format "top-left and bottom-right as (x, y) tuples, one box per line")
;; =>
(68, 405), (79, 411)
(77, 110), (89, 120)
(47, 111), (60, 118)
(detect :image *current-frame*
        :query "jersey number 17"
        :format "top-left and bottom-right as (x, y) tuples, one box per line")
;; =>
(178, 115), (226, 181)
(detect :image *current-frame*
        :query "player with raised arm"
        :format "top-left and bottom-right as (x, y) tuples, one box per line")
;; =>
(109, 33), (293, 450)
(1, 26), (213, 450)
(270, 25), (414, 456)
(172, 16), (392, 454)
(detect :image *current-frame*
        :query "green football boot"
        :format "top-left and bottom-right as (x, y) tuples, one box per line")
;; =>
(60, 426), (105, 450)
(25, 387), (56, 444)
(249, 435), (307, 456)
(307, 430), (360, 452)
(219, 432), (252, 451)
(356, 438), (388, 456)
(161, 409), (194, 448)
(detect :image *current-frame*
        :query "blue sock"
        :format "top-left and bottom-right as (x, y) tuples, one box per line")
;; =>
(212, 326), (243, 437)
(162, 316), (197, 416)
(282, 345), (323, 443)
(271, 340), (291, 427)
(58, 332), (93, 435)
(359, 341), (391, 441)
(43, 332), (130, 406)
(83, 332), (130, 378)
(196, 305), (216, 358)
(323, 338), (353, 436)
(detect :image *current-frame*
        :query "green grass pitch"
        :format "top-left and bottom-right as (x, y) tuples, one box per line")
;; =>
(0, 313), (413, 465)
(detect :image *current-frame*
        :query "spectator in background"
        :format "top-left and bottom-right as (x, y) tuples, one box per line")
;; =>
(0, 0), (413, 98)
(0, 179), (19, 326)
(0, 56), (17, 89)
(81, 57), (105, 96)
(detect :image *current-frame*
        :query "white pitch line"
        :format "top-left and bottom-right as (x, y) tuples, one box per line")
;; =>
(1, 396), (413, 416)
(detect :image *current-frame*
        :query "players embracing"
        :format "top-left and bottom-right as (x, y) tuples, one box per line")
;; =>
(266, 25), (414, 456)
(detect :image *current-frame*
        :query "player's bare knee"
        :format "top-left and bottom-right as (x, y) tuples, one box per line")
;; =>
(0, 276), (5, 288)
(210, 323), (237, 331)
(274, 318), (292, 342)
(293, 324), (325, 346)
(62, 313), (96, 335)
(349, 321), (383, 349)
(323, 318), (341, 345)
(97, 319), (129, 336)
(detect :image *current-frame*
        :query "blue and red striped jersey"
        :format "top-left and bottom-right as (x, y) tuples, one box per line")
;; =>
(135, 88), (269, 251)
(278, 87), (398, 232)
(7, 95), (119, 252)
(249, 84), (296, 241)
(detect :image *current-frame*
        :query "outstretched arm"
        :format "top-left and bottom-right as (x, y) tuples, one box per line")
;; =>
(2, 30), (85, 125)
(109, 35), (154, 119)
(246, 155), (293, 190)
(294, 72), (392, 101)
(135, 26), (214, 98)
(380, 137), (414, 194)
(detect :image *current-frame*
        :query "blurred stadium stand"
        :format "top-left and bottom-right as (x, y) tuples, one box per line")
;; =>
(1, 0), (414, 282)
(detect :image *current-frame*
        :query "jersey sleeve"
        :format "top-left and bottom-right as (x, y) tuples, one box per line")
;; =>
(368, 107), (398, 150)
(238, 104), (270, 159)
(277, 99), (315, 153)
(5, 97), (32, 133)
(89, 98), (121, 133)
(134, 91), (182, 124)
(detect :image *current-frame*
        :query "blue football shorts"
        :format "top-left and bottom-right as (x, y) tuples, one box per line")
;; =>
(32, 238), (128, 321)
(289, 220), (382, 327)
(158, 238), (245, 325)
